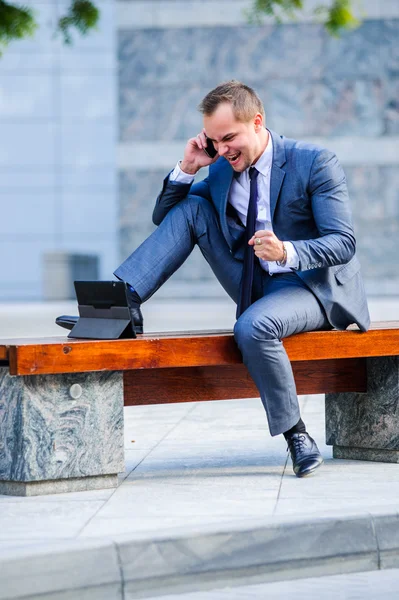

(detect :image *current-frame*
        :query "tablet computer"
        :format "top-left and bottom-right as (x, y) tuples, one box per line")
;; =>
(68, 280), (136, 339)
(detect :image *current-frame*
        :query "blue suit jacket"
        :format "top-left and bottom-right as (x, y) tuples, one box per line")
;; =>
(153, 129), (370, 332)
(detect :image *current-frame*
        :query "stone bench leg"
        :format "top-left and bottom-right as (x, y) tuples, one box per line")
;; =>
(326, 356), (399, 462)
(0, 368), (124, 496)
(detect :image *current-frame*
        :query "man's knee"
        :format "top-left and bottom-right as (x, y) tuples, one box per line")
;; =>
(172, 194), (218, 240)
(233, 311), (279, 349)
(179, 194), (215, 219)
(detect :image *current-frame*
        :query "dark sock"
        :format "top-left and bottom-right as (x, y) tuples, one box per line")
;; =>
(127, 284), (141, 304)
(283, 418), (307, 440)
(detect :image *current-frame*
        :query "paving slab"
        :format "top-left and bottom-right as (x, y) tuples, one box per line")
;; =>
(138, 569), (399, 600)
(0, 539), (121, 600)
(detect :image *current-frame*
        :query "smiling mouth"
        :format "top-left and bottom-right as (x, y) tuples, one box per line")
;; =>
(227, 151), (241, 163)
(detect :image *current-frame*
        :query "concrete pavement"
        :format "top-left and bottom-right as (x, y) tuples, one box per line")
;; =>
(143, 569), (399, 600)
(0, 296), (398, 599)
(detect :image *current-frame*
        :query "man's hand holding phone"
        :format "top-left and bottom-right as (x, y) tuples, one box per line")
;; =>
(180, 128), (219, 175)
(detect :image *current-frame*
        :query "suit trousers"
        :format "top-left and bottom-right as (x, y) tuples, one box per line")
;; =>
(114, 195), (331, 436)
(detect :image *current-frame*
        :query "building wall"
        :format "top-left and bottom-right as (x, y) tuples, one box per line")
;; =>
(0, 0), (118, 300)
(117, 0), (399, 297)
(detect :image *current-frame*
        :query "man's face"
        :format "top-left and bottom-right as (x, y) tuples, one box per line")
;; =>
(203, 102), (264, 172)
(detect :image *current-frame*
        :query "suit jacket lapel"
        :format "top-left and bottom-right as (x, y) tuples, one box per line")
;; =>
(269, 129), (286, 221)
(212, 131), (286, 245)
(214, 158), (235, 247)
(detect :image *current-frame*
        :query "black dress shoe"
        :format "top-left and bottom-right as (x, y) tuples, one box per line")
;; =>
(287, 432), (324, 478)
(125, 286), (144, 334)
(128, 305), (143, 334)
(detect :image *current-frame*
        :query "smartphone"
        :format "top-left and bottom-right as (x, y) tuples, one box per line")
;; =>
(203, 137), (217, 159)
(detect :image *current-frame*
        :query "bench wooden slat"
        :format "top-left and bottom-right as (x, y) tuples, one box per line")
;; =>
(123, 358), (367, 405)
(1, 322), (398, 376)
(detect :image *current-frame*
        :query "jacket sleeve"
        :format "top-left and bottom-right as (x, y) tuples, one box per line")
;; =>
(291, 150), (356, 271)
(152, 172), (211, 226)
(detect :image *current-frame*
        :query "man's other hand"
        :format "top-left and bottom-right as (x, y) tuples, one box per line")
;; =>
(180, 128), (219, 175)
(249, 230), (285, 262)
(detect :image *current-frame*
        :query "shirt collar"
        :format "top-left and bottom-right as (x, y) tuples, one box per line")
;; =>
(235, 131), (273, 182)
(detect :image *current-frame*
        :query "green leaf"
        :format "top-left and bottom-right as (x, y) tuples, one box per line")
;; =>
(57, 0), (100, 45)
(0, 1), (37, 54)
(247, 0), (361, 37)
(324, 0), (360, 36)
(250, 0), (304, 20)
(0, 0), (100, 56)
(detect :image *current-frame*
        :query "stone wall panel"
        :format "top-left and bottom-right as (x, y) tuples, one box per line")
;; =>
(322, 20), (398, 79)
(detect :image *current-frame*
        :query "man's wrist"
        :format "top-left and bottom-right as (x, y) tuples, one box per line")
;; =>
(275, 241), (300, 269)
(180, 160), (199, 175)
(170, 162), (195, 184)
(276, 242), (287, 267)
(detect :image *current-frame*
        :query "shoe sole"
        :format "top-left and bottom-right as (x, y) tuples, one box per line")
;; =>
(294, 459), (324, 478)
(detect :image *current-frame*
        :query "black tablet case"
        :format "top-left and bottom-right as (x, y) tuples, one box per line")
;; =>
(68, 281), (136, 340)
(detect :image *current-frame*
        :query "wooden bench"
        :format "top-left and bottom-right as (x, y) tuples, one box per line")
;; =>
(0, 321), (398, 496)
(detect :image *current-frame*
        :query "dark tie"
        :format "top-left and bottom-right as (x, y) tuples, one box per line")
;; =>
(237, 167), (259, 318)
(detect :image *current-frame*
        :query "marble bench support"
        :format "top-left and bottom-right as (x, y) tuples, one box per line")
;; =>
(0, 368), (124, 496)
(326, 356), (399, 462)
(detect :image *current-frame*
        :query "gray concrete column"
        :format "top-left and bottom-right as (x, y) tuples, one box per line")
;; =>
(0, 368), (124, 496)
(326, 357), (399, 462)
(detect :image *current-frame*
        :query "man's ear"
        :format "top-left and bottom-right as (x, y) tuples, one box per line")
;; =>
(254, 113), (264, 132)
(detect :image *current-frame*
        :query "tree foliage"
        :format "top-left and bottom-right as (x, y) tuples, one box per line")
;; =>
(0, 1), (36, 52)
(0, 0), (99, 54)
(0, 0), (362, 57)
(248, 0), (361, 36)
(58, 0), (99, 45)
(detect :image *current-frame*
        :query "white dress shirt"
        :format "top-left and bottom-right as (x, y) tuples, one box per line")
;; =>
(170, 134), (299, 273)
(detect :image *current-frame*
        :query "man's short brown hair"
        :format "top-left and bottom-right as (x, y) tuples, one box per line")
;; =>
(199, 80), (265, 122)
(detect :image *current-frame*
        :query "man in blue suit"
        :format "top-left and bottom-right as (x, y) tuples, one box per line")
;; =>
(115, 80), (370, 477)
